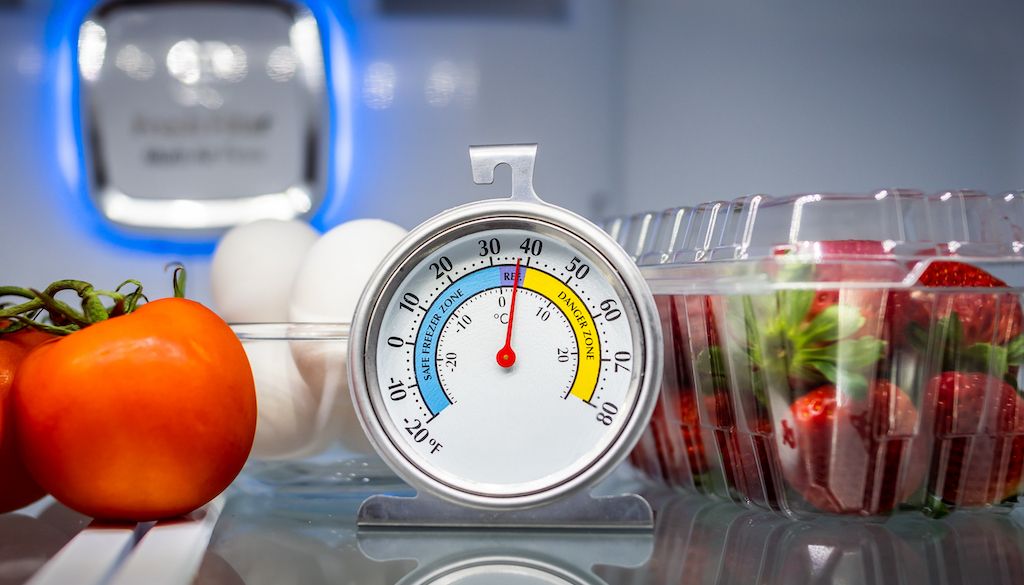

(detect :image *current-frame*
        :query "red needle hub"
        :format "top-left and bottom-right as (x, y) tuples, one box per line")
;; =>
(496, 258), (522, 368)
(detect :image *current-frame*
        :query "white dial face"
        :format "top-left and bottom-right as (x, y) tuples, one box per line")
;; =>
(368, 221), (643, 498)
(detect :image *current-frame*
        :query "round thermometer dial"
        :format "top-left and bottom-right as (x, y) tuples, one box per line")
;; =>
(351, 170), (660, 511)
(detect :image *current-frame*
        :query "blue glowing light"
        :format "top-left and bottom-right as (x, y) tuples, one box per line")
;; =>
(43, 0), (353, 255)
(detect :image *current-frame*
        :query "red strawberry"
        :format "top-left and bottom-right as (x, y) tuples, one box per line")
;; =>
(918, 260), (1011, 288)
(669, 390), (710, 476)
(779, 381), (928, 515)
(892, 261), (1022, 348)
(654, 294), (716, 488)
(924, 372), (1024, 506)
(682, 296), (771, 503)
(683, 241), (904, 513)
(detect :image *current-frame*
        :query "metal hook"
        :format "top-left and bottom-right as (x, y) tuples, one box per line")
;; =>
(469, 144), (540, 202)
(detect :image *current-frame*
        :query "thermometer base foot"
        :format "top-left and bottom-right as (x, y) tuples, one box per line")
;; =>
(356, 491), (653, 531)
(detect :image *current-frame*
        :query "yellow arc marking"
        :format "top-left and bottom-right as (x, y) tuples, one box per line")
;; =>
(522, 268), (601, 402)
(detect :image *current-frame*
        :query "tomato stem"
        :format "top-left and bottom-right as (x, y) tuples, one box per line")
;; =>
(29, 288), (91, 327)
(12, 315), (78, 336)
(0, 266), (187, 337)
(115, 280), (147, 313)
(166, 263), (187, 299)
(0, 276), (163, 336)
(0, 286), (43, 322)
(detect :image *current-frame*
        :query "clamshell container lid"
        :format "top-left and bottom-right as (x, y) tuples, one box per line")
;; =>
(626, 190), (1024, 294)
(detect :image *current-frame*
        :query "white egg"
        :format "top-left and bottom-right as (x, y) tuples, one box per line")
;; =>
(289, 338), (376, 455)
(289, 219), (407, 323)
(244, 342), (334, 460)
(212, 219), (319, 322)
(288, 219), (407, 455)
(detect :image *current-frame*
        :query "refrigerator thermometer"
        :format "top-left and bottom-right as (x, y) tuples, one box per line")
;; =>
(349, 145), (662, 512)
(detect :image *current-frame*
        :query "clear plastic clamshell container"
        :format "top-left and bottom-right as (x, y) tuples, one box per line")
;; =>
(607, 190), (1024, 518)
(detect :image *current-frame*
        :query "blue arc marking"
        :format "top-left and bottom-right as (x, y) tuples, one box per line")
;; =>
(414, 265), (522, 416)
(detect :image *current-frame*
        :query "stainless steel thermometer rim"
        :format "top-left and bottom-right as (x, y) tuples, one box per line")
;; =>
(349, 198), (662, 510)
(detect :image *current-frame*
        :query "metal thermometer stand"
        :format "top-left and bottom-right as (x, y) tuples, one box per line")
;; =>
(357, 145), (653, 531)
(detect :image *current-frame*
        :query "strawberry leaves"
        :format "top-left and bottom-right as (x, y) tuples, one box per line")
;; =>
(923, 493), (952, 519)
(779, 289), (814, 333)
(802, 305), (861, 345)
(960, 343), (1009, 378)
(923, 312), (1023, 385)
(713, 287), (888, 405)
(760, 289), (886, 399)
(1009, 334), (1024, 366)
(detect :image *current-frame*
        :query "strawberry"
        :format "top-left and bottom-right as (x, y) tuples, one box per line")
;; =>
(690, 304), (769, 504)
(694, 342), (785, 507)
(669, 293), (776, 505)
(892, 262), (1023, 379)
(674, 242), (904, 511)
(778, 381), (928, 515)
(669, 390), (710, 476)
(703, 241), (905, 513)
(654, 295), (712, 487)
(924, 372), (1024, 507)
(918, 260), (1013, 288)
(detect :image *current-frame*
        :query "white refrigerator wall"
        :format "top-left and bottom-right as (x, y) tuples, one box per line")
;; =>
(2, 0), (1024, 305)
(618, 0), (1024, 210)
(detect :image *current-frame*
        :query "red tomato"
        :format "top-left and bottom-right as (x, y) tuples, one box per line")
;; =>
(0, 336), (48, 513)
(6, 328), (57, 352)
(13, 298), (256, 521)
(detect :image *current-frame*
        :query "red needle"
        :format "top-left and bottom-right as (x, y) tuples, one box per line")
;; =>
(496, 258), (522, 368)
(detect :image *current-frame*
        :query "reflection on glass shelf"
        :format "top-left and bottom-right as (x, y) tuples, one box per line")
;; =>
(7, 490), (1024, 584)
(357, 522), (651, 585)
(202, 492), (651, 585)
(595, 490), (1024, 585)
(202, 494), (413, 585)
(194, 489), (1024, 584)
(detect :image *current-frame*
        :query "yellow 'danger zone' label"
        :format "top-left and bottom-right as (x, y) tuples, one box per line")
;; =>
(522, 268), (601, 402)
